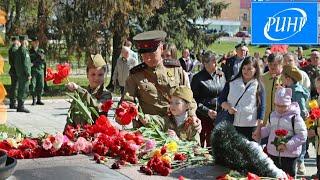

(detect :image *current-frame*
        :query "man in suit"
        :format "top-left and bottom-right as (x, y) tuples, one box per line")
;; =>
(179, 48), (194, 81)
(221, 43), (248, 81)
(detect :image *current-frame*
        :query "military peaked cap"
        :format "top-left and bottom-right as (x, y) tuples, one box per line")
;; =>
(133, 30), (167, 53)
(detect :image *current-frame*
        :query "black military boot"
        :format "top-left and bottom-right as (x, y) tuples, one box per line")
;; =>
(32, 96), (36, 105)
(9, 100), (17, 109)
(17, 101), (30, 113)
(36, 96), (44, 105)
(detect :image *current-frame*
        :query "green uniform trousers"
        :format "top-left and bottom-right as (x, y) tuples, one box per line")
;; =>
(30, 68), (44, 96)
(17, 77), (30, 102)
(9, 74), (18, 101)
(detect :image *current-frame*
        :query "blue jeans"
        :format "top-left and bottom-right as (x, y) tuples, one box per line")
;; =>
(297, 142), (306, 164)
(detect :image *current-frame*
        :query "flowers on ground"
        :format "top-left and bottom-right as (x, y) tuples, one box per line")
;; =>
(0, 100), (211, 177)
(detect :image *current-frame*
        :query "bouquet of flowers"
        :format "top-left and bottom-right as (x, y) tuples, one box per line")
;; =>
(271, 129), (289, 166)
(45, 63), (71, 84)
(137, 120), (212, 176)
(305, 100), (320, 130)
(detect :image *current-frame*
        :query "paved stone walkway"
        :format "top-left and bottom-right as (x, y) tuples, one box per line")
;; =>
(3, 98), (319, 179)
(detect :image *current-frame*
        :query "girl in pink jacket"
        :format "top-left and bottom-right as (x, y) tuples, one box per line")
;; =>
(253, 87), (307, 177)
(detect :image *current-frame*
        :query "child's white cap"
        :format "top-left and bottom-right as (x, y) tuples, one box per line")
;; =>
(275, 87), (292, 106)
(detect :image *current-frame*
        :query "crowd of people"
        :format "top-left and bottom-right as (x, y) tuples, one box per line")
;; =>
(8, 29), (320, 178)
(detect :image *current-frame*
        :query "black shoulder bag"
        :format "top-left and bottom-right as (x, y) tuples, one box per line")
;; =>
(215, 82), (253, 126)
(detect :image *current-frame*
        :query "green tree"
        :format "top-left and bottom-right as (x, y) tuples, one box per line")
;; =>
(141, 0), (229, 52)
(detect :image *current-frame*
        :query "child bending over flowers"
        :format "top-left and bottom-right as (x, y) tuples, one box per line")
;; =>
(252, 87), (307, 177)
(65, 54), (112, 126)
(139, 86), (200, 143)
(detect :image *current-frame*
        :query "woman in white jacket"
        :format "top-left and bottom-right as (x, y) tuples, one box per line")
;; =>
(218, 56), (266, 141)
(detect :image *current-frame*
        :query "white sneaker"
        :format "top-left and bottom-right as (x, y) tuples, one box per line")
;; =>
(297, 162), (306, 175)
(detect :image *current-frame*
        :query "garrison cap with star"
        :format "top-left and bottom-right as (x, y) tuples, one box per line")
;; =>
(170, 86), (194, 103)
(282, 65), (302, 82)
(133, 30), (167, 53)
(19, 35), (32, 41)
(88, 54), (106, 68)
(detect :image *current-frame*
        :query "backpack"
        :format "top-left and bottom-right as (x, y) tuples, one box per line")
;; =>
(269, 115), (296, 135)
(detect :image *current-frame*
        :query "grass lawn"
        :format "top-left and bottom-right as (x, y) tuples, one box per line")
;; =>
(0, 47), (8, 58)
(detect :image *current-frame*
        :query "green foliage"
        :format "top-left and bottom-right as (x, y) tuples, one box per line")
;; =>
(211, 121), (277, 177)
(66, 91), (98, 125)
(212, 1), (230, 18)
(0, 124), (25, 139)
(143, 0), (229, 51)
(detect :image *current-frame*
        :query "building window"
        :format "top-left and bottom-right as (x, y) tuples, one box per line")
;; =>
(243, 13), (248, 21)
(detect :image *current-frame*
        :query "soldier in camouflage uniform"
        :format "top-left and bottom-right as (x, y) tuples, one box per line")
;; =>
(141, 86), (200, 143)
(15, 35), (32, 113)
(302, 50), (320, 99)
(29, 36), (46, 105)
(8, 36), (21, 109)
(122, 30), (201, 133)
(65, 54), (112, 127)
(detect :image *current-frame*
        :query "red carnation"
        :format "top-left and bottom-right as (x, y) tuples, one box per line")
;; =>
(216, 174), (228, 180)
(23, 149), (34, 159)
(0, 141), (13, 151)
(56, 143), (76, 156)
(310, 109), (320, 120)
(158, 165), (170, 176)
(275, 129), (288, 137)
(101, 100), (113, 112)
(56, 63), (71, 79)
(247, 172), (260, 180)
(144, 167), (153, 175)
(115, 101), (138, 125)
(63, 125), (76, 141)
(19, 138), (38, 150)
(161, 146), (167, 155)
(174, 153), (187, 161)
(8, 149), (24, 159)
(53, 74), (64, 84)
(299, 61), (308, 68)
(45, 68), (55, 81)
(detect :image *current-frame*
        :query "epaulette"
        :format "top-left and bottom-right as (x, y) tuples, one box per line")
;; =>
(163, 59), (181, 67)
(130, 63), (147, 74)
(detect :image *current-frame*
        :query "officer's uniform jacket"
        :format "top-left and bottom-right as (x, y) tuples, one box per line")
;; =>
(123, 60), (197, 126)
